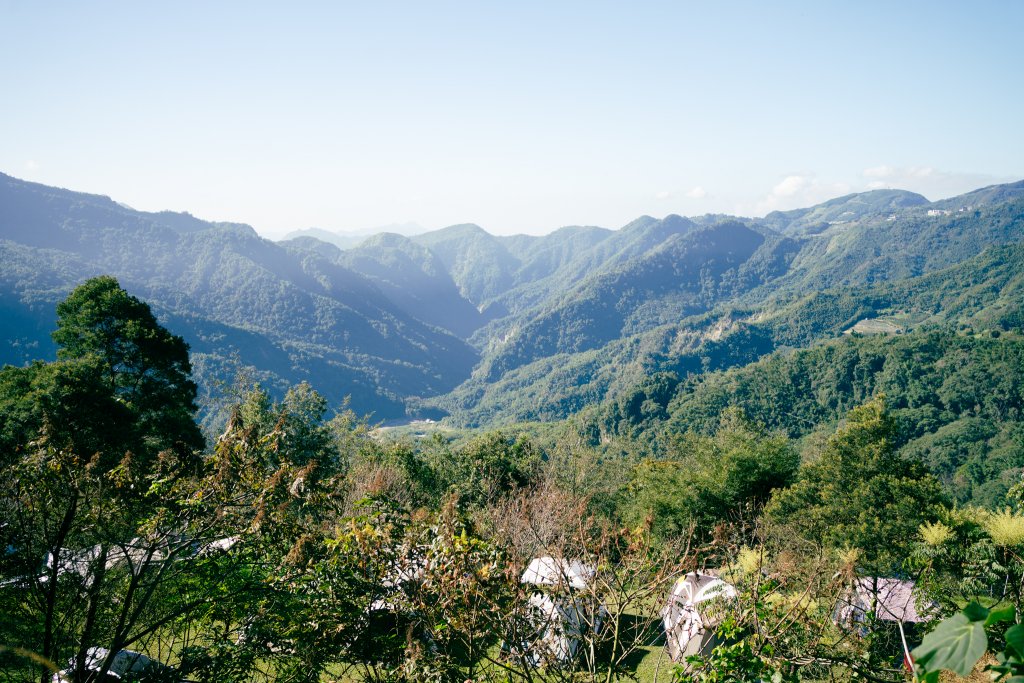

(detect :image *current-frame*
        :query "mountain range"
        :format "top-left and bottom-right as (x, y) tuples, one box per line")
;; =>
(1, 171), (1022, 428)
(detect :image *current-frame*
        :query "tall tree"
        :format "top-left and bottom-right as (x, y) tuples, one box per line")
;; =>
(620, 409), (798, 543)
(765, 397), (948, 574)
(51, 275), (202, 458)
(0, 277), (209, 682)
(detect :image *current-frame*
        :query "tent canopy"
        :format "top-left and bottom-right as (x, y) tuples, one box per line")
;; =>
(661, 572), (738, 663)
(521, 556), (596, 590)
(835, 577), (931, 624)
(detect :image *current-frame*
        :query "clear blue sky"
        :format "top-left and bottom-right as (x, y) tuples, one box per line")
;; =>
(1, 1), (1022, 237)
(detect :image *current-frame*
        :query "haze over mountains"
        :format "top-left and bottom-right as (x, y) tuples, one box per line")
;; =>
(1, 171), (1022, 427)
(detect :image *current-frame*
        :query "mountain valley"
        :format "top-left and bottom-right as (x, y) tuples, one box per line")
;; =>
(2, 172), (1023, 435)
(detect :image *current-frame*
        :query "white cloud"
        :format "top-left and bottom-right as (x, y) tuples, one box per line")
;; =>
(25, 160), (40, 171)
(731, 166), (1018, 219)
(654, 186), (707, 202)
(749, 174), (851, 215)
(772, 175), (808, 197)
(863, 165), (894, 179)
(863, 165), (938, 182)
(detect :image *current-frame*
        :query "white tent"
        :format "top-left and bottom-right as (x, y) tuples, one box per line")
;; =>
(44, 539), (167, 587)
(514, 556), (603, 666)
(51, 647), (177, 682)
(661, 572), (738, 662)
(521, 556), (595, 590)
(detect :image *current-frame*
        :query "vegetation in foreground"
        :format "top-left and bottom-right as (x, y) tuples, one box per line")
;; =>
(3, 278), (1024, 683)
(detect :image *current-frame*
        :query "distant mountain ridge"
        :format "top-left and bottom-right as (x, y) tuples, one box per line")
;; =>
(282, 222), (426, 249)
(0, 172), (475, 423)
(2, 170), (1023, 427)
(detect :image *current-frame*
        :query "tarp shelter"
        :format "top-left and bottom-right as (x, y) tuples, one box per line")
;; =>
(51, 647), (177, 682)
(834, 577), (930, 625)
(661, 572), (738, 662)
(516, 556), (603, 666)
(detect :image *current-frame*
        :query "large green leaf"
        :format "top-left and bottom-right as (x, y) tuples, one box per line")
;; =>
(912, 613), (988, 678)
(1004, 624), (1024, 660)
(987, 605), (1016, 626)
(964, 602), (990, 622)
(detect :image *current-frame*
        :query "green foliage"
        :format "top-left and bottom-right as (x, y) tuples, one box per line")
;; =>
(914, 608), (988, 681)
(0, 278), (220, 681)
(766, 398), (947, 574)
(675, 617), (796, 683)
(913, 602), (1024, 683)
(53, 274), (204, 455)
(620, 410), (798, 542)
(638, 331), (1024, 507)
(424, 432), (541, 508)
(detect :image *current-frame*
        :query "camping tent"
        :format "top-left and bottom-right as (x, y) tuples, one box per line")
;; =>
(515, 556), (603, 666)
(834, 577), (930, 625)
(51, 647), (178, 682)
(833, 577), (933, 671)
(521, 557), (595, 589)
(661, 572), (738, 662)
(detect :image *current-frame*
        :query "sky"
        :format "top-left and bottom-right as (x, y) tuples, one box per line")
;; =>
(1, 1), (1022, 238)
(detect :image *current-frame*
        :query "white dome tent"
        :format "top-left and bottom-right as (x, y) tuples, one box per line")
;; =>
(661, 572), (738, 663)
(513, 556), (606, 667)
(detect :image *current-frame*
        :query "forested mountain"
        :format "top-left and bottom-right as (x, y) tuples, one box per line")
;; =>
(760, 188), (929, 235)
(581, 330), (1024, 508)
(5, 172), (1024, 683)
(330, 232), (485, 338)
(0, 173), (475, 421)
(2, 171), (1023, 428)
(479, 221), (793, 380)
(412, 223), (521, 306)
(767, 188), (1024, 292)
(433, 221), (1024, 427)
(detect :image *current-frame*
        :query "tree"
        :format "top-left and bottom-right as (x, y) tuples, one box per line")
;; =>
(765, 397), (948, 575)
(0, 277), (209, 682)
(621, 410), (799, 544)
(425, 432), (541, 509)
(51, 275), (203, 458)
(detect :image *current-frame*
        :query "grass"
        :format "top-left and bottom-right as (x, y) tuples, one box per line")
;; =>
(632, 641), (675, 683)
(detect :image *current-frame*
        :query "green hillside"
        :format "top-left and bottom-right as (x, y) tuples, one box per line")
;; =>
(0, 173), (476, 421)
(584, 330), (1024, 507)
(5, 175), (1024, 683)
(3, 171), (1024, 431)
